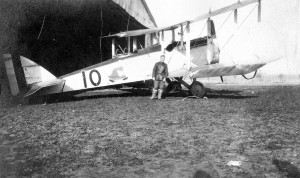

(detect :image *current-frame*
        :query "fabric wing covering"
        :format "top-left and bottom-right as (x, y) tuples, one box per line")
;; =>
(168, 63), (266, 78)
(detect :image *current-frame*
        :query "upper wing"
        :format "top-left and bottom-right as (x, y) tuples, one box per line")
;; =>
(191, 0), (260, 24)
(101, 26), (179, 38)
(103, 0), (261, 38)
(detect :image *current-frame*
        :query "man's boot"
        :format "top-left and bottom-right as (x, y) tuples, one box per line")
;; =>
(158, 89), (163, 99)
(150, 89), (157, 99)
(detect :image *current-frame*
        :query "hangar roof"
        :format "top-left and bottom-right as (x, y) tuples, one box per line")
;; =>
(112, 0), (157, 28)
(0, 0), (157, 76)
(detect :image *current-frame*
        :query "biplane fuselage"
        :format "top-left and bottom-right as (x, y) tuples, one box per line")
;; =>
(20, 0), (277, 98)
(21, 39), (210, 96)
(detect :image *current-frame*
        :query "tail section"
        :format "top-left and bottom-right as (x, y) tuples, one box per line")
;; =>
(20, 56), (56, 85)
(20, 56), (65, 97)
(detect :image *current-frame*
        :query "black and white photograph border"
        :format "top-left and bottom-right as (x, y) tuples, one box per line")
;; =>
(1, 0), (300, 177)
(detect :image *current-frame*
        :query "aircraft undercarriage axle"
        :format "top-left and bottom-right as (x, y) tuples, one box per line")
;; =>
(172, 77), (206, 98)
(166, 80), (182, 93)
(189, 81), (206, 98)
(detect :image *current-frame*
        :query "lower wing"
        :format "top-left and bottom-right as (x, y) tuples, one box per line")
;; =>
(169, 63), (266, 78)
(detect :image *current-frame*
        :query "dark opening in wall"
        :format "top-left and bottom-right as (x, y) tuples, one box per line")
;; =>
(1, 0), (147, 76)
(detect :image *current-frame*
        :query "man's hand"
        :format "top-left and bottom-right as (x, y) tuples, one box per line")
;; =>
(152, 77), (155, 80)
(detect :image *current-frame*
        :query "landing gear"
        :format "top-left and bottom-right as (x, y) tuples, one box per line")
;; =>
(166, 78), (206, 98)
(189, 81), (206, 98)
(166, 80), (182, 93)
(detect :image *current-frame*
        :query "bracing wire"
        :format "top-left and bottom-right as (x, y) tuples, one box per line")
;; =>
(193, 22), (208, 63)
(167, 25), (187, 65)
(100, 5), (103, 61)
(221, 3), (259, 50)
(211, 10), (234, 39)
(37, 16), (46, 40)
(191, 22), (207, 49)
(218, 10), (234, 31)
(192, 9), (233, 69)
(137, 39), (150, 58)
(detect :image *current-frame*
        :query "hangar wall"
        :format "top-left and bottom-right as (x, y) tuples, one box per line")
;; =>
(0, 0), (156, 105)
(112, 0), (157, 28)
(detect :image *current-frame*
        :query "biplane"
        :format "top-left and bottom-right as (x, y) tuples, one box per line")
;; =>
(20, 0), (278, 99)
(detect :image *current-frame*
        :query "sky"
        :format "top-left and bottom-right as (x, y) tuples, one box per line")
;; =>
(145, 0), (238, 27)
(144, 0), (300, 75)
(144, 0), (261, 46)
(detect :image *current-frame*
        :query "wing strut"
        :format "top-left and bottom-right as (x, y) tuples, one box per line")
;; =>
(186, 22), (191, 70)
(179, 25), (184, 50)
(258, 0), (261, 22)
(234, 9), (238, 24)
(112, 38), (116, 58)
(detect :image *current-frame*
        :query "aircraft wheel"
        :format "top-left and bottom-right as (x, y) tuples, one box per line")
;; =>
(189, 81), (206, 98)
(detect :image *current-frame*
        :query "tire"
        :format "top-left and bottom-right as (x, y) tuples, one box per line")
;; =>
(189, 81), (206, 98)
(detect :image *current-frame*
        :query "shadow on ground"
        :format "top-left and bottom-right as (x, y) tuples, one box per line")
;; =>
(25, 87), (258, 105)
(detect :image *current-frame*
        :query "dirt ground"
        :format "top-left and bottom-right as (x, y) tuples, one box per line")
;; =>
(0, 84), (299, 178)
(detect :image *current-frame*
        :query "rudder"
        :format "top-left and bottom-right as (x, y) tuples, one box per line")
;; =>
(20, 56), (56, 85)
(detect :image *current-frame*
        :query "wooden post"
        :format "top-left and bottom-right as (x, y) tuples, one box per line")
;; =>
(3, 54), (19, 95)
(0, 55), (4, 95)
